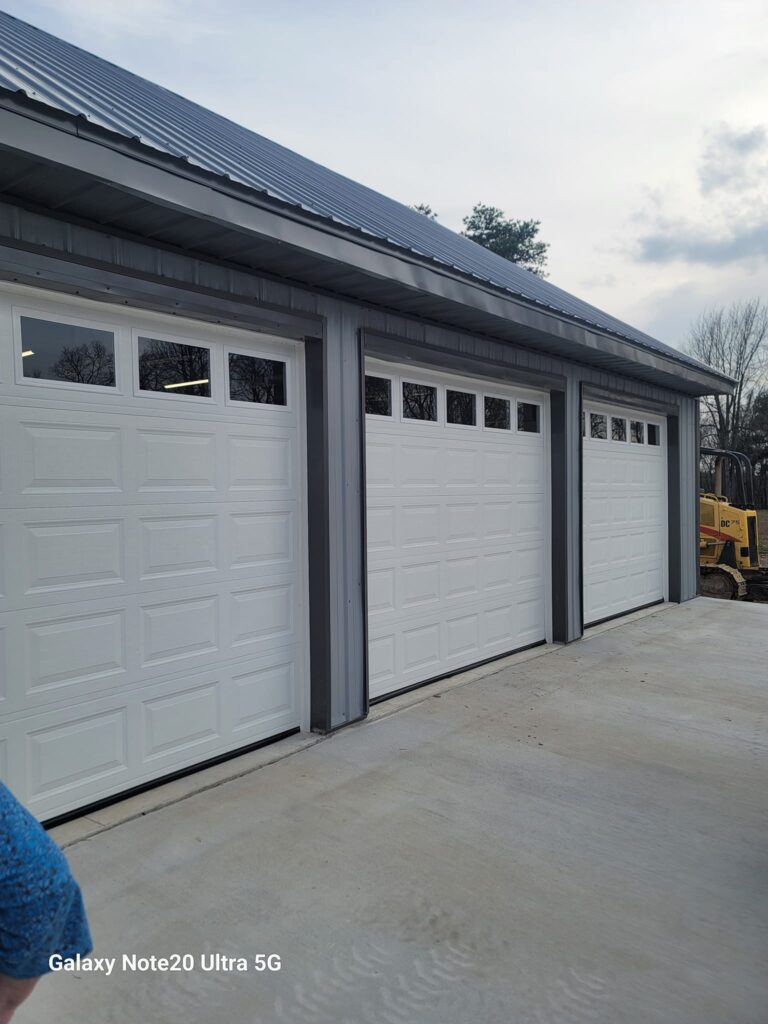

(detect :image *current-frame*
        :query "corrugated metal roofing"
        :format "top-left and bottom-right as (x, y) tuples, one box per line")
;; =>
(0, 11), (725, 381)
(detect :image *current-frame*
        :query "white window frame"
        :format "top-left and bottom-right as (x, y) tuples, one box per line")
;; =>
(610, 415), (628, 443)
(445, 384), (480, 431)
(225, 343), (292, 413)
(482, 392), (513, 433)
(516, 399), (543, 435)
(12, 305), (122, 395)
(587, 410), (609, 442)
(363, 371), (396, 421)
(629, 418), (645, 445)
(132, 327), (216, 405)
(400, 376), (441, 426)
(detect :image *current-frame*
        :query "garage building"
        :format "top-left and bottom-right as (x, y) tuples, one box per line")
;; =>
(0, 12), (732, 821)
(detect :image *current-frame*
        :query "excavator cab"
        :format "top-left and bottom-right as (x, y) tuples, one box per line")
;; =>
(699, 448), (768, 600)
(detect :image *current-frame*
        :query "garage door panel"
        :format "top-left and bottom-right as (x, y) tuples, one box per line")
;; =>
(0, 287), (307, 818)
(0, 501), (299, 614)
(138, 428), (217, 492)
(583, 403), (667, 625)
(366, 361), (549, 700)
(5, 642), (302, 819)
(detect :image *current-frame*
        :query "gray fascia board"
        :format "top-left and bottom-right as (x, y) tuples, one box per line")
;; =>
(0, 104), (734, 397)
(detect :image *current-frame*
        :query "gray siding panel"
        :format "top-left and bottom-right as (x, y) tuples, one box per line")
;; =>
(0, 204), (704, 724)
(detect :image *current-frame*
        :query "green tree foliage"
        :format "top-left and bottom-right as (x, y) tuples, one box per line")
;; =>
(461, 203), (549, 277)
(412, 203), (438, 220)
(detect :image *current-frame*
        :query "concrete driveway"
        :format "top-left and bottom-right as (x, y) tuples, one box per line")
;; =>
(24, 599), (768, 1024)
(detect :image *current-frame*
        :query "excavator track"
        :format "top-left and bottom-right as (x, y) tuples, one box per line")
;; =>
(700, 564), (748, 600)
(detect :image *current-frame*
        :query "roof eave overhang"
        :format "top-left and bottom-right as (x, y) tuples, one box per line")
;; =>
(0, 99), (734, 397)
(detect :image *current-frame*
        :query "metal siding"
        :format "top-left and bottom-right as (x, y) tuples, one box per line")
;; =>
(0, 10), (730, 385)
(0, 214), (703, 724)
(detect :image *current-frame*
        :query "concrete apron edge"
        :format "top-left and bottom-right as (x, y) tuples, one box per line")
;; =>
(50, 602), (679, 850)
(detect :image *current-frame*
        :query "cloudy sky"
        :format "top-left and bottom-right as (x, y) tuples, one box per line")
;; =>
(3, 0), (767, 349)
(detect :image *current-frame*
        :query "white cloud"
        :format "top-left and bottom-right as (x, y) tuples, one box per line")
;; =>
(3, 0), (768, 344)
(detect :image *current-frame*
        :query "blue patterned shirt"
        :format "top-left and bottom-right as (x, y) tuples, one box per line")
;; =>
(0, 784), (92, 978)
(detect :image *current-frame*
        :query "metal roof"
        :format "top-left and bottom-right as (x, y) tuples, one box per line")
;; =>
(0, 10), (728, 384)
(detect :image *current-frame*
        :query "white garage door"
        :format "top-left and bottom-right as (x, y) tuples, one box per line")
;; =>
(582, 401), (667, 626)
(365, 360), (549, 701)
(0, 285), (308, 820)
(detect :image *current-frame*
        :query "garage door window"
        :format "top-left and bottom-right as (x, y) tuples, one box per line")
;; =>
(138, 336), (211, 397)
(365, 375), (392, 416)
(228, 352), (286, 405)
(447, 389), (476, 426)
(18, 315), (116, 388)
(517, 402), (540, 433)
(485, 396), (510, 430)
(402, 381), (437, 421)
(590, 413), (607, 439)
(648, 423), (661, 446)
(611, 417), (627, 442)
(630, 420), (645, 444)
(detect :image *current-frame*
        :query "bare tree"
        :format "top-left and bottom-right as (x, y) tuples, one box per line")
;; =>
(52, 340), (115, 386)
(686, 299), (768, 449)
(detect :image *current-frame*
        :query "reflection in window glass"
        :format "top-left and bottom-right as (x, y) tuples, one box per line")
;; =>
(485, 396), (510, 430)
(402, 381), (437, 421)
(20, 316), (115, 386)
(138, 337), (211, 397)
(229, 353), (286, 405)
(447, 389), (476, 425)
(582, 410), (586, 436)
(517, 402), (540, 433)
(648, 423), (660, 446)
(590, 413), (607, 439)
(631, 420), (645, 443)
(365, 375), (391, 416)
(611, 417), (627, 441)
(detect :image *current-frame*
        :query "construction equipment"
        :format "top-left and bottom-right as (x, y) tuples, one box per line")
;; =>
(699, 447), (768, 600)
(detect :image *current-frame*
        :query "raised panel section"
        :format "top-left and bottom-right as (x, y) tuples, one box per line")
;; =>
(25, 520), (123, 592)
(228, 436), (290, 491)
(230, 585), (293, 647)
(27, 709), (127, 797)
(140, 515), (217, 579)
(138, 430), (216, 491)
(143, 683), (220, 759)
(26, 611), (125, 691)
(402, 623), (440, 674)
(141, 596), (219, 665)
(230, 511), (291, 569)
(232, 662), (294, 732)
(21, 424), (122, 492)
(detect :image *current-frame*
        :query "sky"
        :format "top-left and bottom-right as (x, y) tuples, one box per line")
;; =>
(2, 0), (767, 350)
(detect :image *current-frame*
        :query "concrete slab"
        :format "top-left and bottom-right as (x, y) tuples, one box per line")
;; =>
(19, 599), (768, 1024)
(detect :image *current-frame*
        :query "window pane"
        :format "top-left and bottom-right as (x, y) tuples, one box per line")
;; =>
(648, 423), (660, 446)
(20, 316), (115, 386)
(484, 396), (510, 430)
(582, 410), (586, 436)
(590, 413), (607, 439)
(447, 389), (476, 425)
(630, 420), (645, 443)
(365, 375), (391, 416)
(611, 417), (627, 441)
(229, 353), (286, 405)
(402, 381), (437, 421)
(138, 337), (211, 397)
(517, 402), (540, 433)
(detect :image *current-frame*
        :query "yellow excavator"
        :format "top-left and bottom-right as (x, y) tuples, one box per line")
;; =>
(699, 447), (768, 600)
